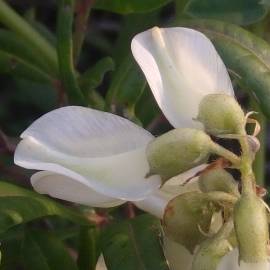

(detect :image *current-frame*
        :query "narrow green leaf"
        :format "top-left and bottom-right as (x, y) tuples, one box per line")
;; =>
(106, 54), (146, 112)
(184, 0), (269, 25)
(0, 181), (91, 231)
(26, 17), (57, 47)
(177, 19), (270, 119)
(0, 29), (55, 75)
(102, 214), (169, 270)
(77, 227), (101, 270)
(0, 0), (58, 74)
(135, 87), (161, 127)
(73, 0), (93, 63)
(1, 234), (22, 269)
(94, 0), (171, 14)
(57, 0), (86, 105)
(0, 50), (54, 84)
(79, 57), (114, 93)
(22, 230), (78, 270)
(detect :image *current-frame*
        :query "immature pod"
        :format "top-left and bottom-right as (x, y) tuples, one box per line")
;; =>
(234, 193), (269, 263)
(146, 128), (213, 181)
(197, 94), (245, 135)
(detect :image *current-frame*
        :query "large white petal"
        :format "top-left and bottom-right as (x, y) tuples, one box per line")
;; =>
(15, 106), (161, 201)
(20, 106), (154, 157)
(31, 171), (124, 208)
(131, 27), (234, 128)
(15, 137), (161, 201)
(217, 249), (270, 270)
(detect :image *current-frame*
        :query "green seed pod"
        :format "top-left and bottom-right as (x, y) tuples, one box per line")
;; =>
(163, 191), (217, 253)
(234, 194), (269, 263)
(197, 94), (245, 135)
(146, 128), (212, 181)
(199, 168), (239, 197)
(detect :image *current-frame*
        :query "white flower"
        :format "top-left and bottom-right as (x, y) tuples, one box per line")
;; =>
(14, 26), (234, 212)
(131, 27), (234, 128)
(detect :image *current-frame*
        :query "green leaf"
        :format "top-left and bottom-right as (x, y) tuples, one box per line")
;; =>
(177, 19), (270, 119)
(77, 227), (101, 270)
(184, 0), (269, 25)
(94, 0), (171, 14)
(0, 50), (54, 84)
(79, 57), (114, 93)
(22, 230), (78, 270)
(25, 17), (57, 47)
(106, 54), (146, 113)
(101, 214), (169, 270)
(57, 0), (86, 105)
(0, 181), (90, 232)
(0, 233), (22, 270)
(0, 0), (58, 74)
(0, 29), (55, 75)
(135, 88), (161, 127)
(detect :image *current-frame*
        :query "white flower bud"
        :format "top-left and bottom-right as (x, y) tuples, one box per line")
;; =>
(163, 191), (216, 253)
(199, 169), (240, 197)
(146, 128), (213, 181)
(234, 194), (269, 263)
(197, 94), (245, 135)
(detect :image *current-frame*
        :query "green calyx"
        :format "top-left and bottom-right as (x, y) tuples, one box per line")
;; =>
(197, 94), (245, 135)
(146, 128), (212, 181)
(234, 193), (269, 263)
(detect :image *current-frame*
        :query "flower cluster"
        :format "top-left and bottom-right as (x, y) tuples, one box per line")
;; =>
(14, 27), (268, 270)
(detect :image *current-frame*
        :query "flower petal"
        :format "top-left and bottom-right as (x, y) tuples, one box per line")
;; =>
(217, 249), (270, 270)
(15, 137), (161, 201)
(31, 171), (124, 207)
(163, 236), (193, 270)
(165, 163), (207, 186)
(96, 255), (107, 270)
(21, 106), (154, 157)
(131, 27), (234, 128)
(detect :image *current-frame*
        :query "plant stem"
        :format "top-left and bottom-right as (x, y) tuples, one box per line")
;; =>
(206, 191), (238, 205)
(251, 104), (266, 186)
(0, 0), (58, 74)
(73, 0), (94, 63)
(238, 128), (256, 195)
(210, 142), (241, 166)
(57, 0), (87, 105)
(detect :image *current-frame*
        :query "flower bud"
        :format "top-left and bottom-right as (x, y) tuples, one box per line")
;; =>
(163, 191), (216, 253)
(199, 168), (239, 196)
(146, 128), (212, 181)
(197, 94), (245, 135)
(234, 194), (269, 263)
